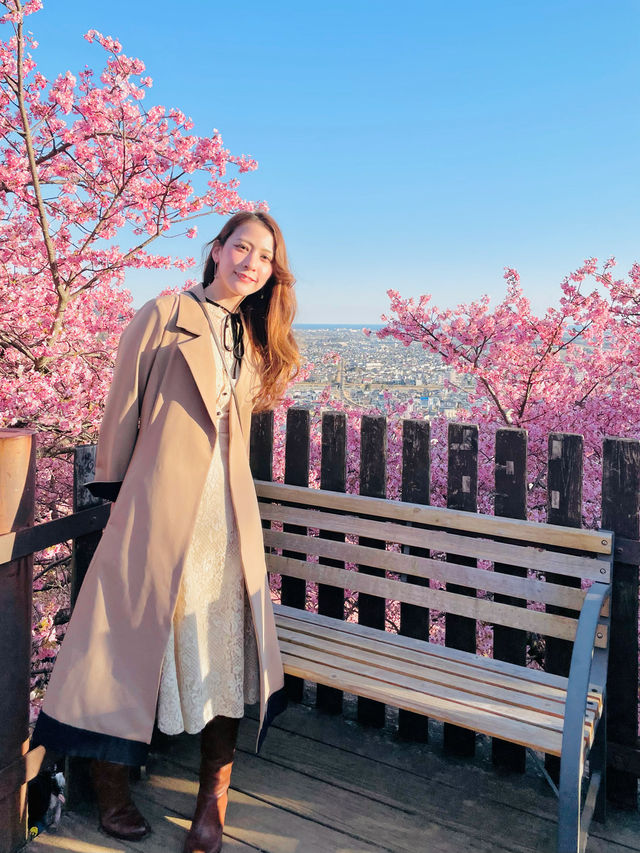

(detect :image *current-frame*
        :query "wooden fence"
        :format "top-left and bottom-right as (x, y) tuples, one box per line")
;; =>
(1, 414), (639, 851)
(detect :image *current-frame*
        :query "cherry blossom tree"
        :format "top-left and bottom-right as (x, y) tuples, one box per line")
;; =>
(372, 258), (640, 526)
(0, 0), (264, 712)
(0, 0), (262, 517)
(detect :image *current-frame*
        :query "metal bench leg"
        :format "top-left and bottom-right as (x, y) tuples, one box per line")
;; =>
(557, 754), (582, 853)
(592, 707), (607, 824)
(557, 713), (607, 852)
(557, 584), (610, 853)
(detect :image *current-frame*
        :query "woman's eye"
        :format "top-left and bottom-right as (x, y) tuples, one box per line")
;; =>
(236, 242), (249, 251)
(262, 255), (272, 262)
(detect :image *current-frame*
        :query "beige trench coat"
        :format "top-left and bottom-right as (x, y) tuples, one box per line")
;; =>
(40, 283), (285, 753)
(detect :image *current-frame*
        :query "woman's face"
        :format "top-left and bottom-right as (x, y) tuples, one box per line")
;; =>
(210, 220), (274, 306)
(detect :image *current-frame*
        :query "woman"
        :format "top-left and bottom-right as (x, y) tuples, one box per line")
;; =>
(32, 211), (300, 852)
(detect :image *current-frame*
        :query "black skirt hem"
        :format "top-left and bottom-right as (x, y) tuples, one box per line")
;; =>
(31, 711), (149, 766)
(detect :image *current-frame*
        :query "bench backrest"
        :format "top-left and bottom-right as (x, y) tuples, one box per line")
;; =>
(255, 481), (614, 649)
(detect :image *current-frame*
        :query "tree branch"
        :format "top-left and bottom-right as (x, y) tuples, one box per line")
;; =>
(14, 3), (68, 358)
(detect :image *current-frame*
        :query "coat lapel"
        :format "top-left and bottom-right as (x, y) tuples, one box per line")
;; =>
(177, 283), (260, 434)
(176, 285), (219, 426)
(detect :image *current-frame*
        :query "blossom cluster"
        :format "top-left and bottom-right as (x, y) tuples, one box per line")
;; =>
(376, 259), (640, 527)
(0, 0), (265, 715)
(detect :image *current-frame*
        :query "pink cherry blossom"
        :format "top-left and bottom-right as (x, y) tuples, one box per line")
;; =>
(0, 0), (265, 712)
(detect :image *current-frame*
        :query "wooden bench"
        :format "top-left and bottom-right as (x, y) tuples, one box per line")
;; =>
(255, 480), (614, 853)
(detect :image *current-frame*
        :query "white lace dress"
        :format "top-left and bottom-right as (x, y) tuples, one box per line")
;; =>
(156, 302), (260, 735)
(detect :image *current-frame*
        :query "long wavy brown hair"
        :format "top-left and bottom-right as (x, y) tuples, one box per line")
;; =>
(202, 211), (300, 411)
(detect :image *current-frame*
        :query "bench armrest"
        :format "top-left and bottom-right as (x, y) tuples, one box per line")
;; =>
(558, 581), (611, 838)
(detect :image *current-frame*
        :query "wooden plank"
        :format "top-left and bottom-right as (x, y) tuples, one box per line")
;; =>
(444, 423), (478, 755)
(143, 752), (388, 853)
(136, 776), (265, 853)
(492, 427), (528, 772)
(275, 604), (573, 690)
(255, 480), (613, 554)
(603, 437), (640, 808)
(30, 793), (261, 852)
(281, 407), (310, 702)
(281, 643), (598, 759)
(278, 634), (600, 742)
(235, 730), (619, 853)
(66, 446), (105, 809)
(225, 783), (392, 852)
(250, 410), (274, 483)
(275, 613), (573, 703)
(545, 435), (583, 670)
(267, 555), (603, 645)
(614, 535), (640, 565)
(237, 726), (518, 853)
(317, 411), (346, 714)
(276, 629), (578, 719)
(244, 703), (640, 852)
(28, 708), (640, 852)
(0, 746), (45, 802)
(399, 418), (430, 742)
(71, 445), (103, 606)
(234, 716), (560, 853)
(30, 809), (157, 851)
(0, 504), (110, 566)
(0, 429), (35, 853)
(259, 503), (611, 581)
(250, 410), (274, 606)
(358, 414), (387, 728)
(545, 433), (583, 782)
(262, 529), (587, 610)
(280, 652), (567, 756)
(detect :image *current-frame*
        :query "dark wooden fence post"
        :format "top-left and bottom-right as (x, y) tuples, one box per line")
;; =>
(492, 427), (528, 772)
(65, 445), (105, 808)
(72, 445), (102, 606)
(602, 437), (640, 809)
(0, 429), (36, 853)
(545, 432), (583, 781)
(282, 408), (310, 702)
(398, 419), (430, 742)
(250, 410), (274, 579)
(250, 411), (274, 483)
(317, 411), (346, 714)
(444, 422), (478, 756)
(358, 414), (387, 728)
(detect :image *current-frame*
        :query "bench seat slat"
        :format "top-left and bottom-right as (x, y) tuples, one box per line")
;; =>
(279, 647), (596, 757)
(259, 504), (611, 582)
(277, 627), (589, 720)
(276, 611), (576, 704)
(264, 528), (587, 610)
(275, 610), (602, 757)
(280, 649), (565, 755)
(275, 605), (572, 689)
(276, 607), (602, 744)
(280, 639), (599, 750)
(255, 480), (613, 555)
(268, 555), (608, 648)
(276, 620), (601, 727)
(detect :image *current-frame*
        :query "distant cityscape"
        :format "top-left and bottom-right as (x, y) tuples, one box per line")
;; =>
(290, 325), (475, 416)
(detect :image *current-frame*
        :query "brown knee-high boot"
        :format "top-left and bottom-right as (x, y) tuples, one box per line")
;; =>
(183, 715), (241, 853)
(90, 760), (151, 841)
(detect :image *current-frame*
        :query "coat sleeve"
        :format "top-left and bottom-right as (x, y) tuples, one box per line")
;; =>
(87, 295), (176, 501)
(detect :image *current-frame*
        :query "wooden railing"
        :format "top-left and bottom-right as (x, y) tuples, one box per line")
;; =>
(1, 414), (639, 851)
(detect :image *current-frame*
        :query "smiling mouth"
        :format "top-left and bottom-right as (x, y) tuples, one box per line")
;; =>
(236, 272), (256, 283)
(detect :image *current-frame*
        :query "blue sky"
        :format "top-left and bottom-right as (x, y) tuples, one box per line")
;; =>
(26, 0), (640, 322)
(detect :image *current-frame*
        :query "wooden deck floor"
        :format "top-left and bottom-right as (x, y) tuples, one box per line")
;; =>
(31, 700), (640, 853)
